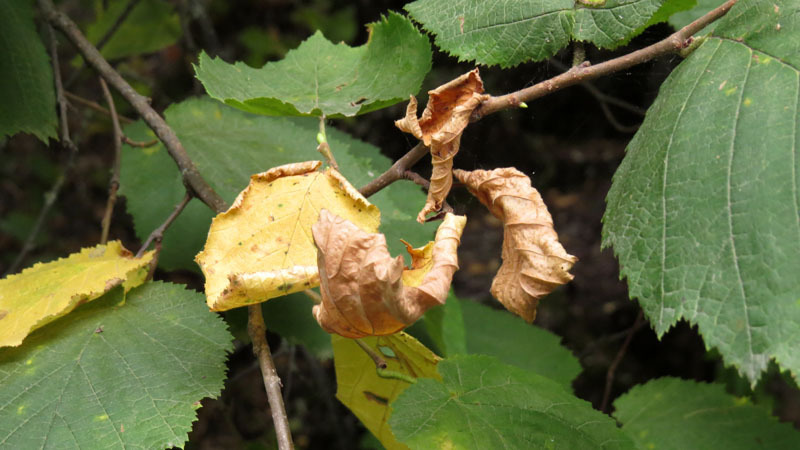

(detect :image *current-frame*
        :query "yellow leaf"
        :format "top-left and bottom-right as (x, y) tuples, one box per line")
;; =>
(333, 332), (441, 450)
(196, 161), (380, 311)
(313, 211), (466, 338)
(0, 241), (154, 347)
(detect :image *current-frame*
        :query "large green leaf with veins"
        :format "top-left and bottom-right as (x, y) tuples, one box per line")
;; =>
(614, 378), (800, 449)
(405, 0), (666, 68)
(603, 0), (800, 385)
(0, 0), (57, 141)
(194, 12), (431, 117)
(121, 97), (437, 271)
(390, 355), (635, 449)
(0, 281), (232, 449)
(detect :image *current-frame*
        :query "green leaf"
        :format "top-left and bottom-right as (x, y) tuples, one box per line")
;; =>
(0, 281), (233, 449)
(0, 0), (57, 141)
(194, 12), (431, 117)
(602, 0), (800, 384)
(84, 0), (181, 60)
(390, 355), (635, 449)
(424, 295), (581, 388)
(405, 0), (666, 68)
(614, 378), (800, 449)
(461, 299), (581, 387)
(669, 0), (720, 32)
(121, 97), (437, 272)
(423, 292), (468, 357)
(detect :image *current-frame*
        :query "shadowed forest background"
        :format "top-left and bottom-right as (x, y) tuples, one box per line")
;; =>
(2, 0), (799, 448)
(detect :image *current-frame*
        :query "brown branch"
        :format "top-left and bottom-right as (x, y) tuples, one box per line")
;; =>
(472, 0), (738, 120)
(5, 25), (78, 277)
(136, 192), (193, 258)
(64, 91), (134, 124)
(39, 0), (228, 214)
(402, 170), (454, 217)
(99, 77), (122, 244)
(601, 309), (645, 414)
(248, 305), (294, 450)
(122, 135), (158, 147)
(359, 142), (428, 198)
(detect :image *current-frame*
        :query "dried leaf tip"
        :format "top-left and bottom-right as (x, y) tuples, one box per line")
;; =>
(395, 69), (489, 223)
(454, 167), (577, 322)
(312, 210), (466, 338)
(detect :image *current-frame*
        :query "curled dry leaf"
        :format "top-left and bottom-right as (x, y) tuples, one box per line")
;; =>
(312, 210), (466, 338)
(196, 161), (380, 311)
(453, 168), (577, 322)
(395, 69), (488, 223)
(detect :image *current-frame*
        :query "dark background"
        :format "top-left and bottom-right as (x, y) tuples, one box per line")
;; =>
(2, 1), (798, 448)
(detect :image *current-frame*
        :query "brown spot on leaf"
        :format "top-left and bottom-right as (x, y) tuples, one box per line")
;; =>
(363, 391), (389, 405)
(0, 310), (8, 321)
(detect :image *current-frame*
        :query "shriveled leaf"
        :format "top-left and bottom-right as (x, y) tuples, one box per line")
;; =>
(84, 0), (181, 61)
(390, 355), (635, 449)
(602, 0), (800, 384)
(196, 161), (380, 311)
(0, 281), (233, 449)
(0, 241), (153, 347)
(121, 97), (437, 272)
(454, 168), (576, 322)
(333, 332), (440, 450)
(406, 0), (666, 68)
(614, 378), (800, 449)
(195, 12), (431, 117)
(313, 211), (466, 338)
(395, 70), (488, 222)
(0, 0), (57, 141)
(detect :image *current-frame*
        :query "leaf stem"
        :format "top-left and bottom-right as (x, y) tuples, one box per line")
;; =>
(99, 77), (122, 244)
(316, 116), (339, 171)
(355, 339), (388, 369)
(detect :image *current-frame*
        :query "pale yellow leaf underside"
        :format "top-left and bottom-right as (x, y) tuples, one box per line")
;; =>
(333, 332), (441, 450)
(0, 241), (154, 347)
(196, 161), (380, 311)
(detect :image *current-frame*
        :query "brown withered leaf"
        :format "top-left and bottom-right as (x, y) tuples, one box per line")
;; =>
(395, 69), (488, 223)
(453, 168), (577, 322)
(312, 210), (466, 338)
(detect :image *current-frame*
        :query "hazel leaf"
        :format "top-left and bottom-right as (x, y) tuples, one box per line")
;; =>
(395, 69), (488, 223)
(454, 168), (577, 322)
(0, 241), (154, 347)
(312, 210), (466, 338)
(195, 161), (380, 311)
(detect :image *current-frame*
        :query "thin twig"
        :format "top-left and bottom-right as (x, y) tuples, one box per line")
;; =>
(64, 91), (134, 124)
(359, 142), (428, 198)
(64, 0), (141, 88)
(548, 58), (647, 117)
(355, 339), (388, 369)
(601, 309), (645, 413)
(136, 192), (192, 258)
(472, 0), (738, 120)
(99, 77), (122, 244)
(5, 25), (78, 277)
(122, 136), (159, 147)
(403, 170), (454, 216)
(40, 0), (228, 214)
(316, 116), (339, 171)
(248, 305), (294, 450)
